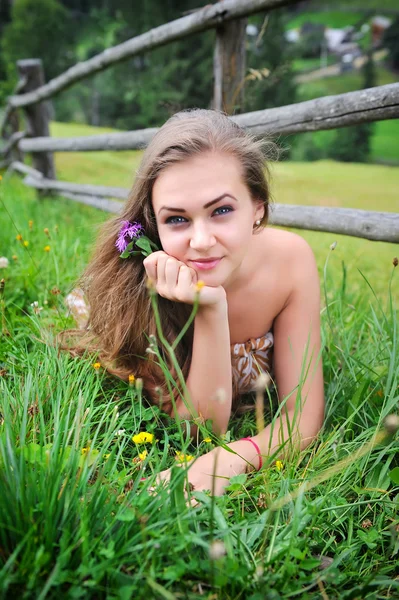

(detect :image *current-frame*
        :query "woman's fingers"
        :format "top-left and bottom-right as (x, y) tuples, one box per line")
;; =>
(164, 257), (180, 292)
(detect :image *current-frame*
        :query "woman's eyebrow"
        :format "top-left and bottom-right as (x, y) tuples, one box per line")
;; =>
(158, 193), (238, 215)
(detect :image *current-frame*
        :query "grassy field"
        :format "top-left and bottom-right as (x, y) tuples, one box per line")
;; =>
(0, 138), (398, 597)
(287, 10), (365, 30)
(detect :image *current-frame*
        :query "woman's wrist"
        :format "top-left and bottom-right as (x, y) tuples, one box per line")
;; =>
(196, 288), (227, 317)
(226, 439), (262, 473)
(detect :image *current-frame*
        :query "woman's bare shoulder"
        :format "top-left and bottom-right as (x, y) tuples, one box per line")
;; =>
(256, 227), (315, 264)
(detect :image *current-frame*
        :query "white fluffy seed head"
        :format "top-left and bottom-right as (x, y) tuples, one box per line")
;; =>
(209, 540), (226, 560)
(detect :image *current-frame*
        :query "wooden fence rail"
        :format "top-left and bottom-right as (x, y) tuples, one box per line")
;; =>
(18, 83), (399, 154)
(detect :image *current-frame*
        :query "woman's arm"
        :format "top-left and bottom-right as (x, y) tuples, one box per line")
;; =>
(175, 299), (232, 435)
(143, 251), (233, 435)
(251, 234), (325, 459)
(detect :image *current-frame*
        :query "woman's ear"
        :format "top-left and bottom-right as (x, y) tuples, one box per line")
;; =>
(254, 200), (265, 223)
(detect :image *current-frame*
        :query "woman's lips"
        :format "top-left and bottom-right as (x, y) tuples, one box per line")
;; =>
(190, 258), (222, 271)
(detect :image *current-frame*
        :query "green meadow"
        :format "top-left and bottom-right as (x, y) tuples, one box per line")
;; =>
(0, 130), (398, 598)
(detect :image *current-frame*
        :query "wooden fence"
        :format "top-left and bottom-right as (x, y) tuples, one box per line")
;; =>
(0, 0), (398, 243)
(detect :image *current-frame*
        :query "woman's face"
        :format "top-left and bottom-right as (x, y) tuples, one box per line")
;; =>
(151, 151), (264, 289)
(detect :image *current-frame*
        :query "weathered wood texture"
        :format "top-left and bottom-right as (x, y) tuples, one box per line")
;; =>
(9, 0), (298, 109)
(213, 18), (247, 113)
(19, 83), (399, 153)
(269, 205), (399, 243)
(17, 60), (55, 178)
(233, 83), (399, 134)
(13, 163), (398, 243)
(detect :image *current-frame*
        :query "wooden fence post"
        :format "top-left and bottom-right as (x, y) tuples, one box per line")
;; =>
(213, 18), (247, 114)
(17, 59), (55, 179)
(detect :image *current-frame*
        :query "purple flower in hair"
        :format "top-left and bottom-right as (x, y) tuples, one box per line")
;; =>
(115, 220), (145, 253)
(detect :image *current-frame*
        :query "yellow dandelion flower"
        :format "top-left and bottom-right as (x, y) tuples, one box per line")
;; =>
(139, 450), (148, 461)
(92, 362), (101, 370)
(81, 447), (90, 455)
(16, 234), (23, 241)
(44, 245), (51, 252)
(132, 431), (154, 444)
(175, 451), (194, 463)
(128, 374), (135, 385)
(203, 437), (212, 443)
(195, 280), (205, 292)
(28, 220), (33, 229)
(104, 453), (110, 459)
(0, 175), (2, 181)
(275, 460), (284, 471)
(23, 241), (29, 247)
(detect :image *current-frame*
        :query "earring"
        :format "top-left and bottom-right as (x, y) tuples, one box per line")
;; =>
(254, 219), (261, 226)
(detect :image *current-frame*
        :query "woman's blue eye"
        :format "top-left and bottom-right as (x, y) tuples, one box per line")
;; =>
(165, 205), (233, 225)
(214, 205), (233, 216)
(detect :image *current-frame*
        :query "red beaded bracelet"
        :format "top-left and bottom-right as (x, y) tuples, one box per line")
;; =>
(241, 437), (262, 470)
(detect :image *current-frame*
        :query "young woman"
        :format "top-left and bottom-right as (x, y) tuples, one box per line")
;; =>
(67, 109), (324, 495)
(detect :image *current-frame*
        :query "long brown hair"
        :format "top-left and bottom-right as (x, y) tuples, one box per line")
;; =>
(64, 109), (275, 414)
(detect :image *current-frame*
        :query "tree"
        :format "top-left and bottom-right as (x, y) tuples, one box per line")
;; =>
(328, 50), (376, 163)
(243, 9), (297, 114)
(383, 17), (399, 71)
(1, 0), (72, 85)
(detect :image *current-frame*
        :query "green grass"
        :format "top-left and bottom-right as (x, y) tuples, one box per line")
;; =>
(0, 172), (398, 598)
(292, 56), (338, 73)
(287, 11), (365, 30)
(297, 66), (399, 102)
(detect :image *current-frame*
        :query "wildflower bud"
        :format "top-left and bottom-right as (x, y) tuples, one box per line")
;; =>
(50, 287), (61, 295)
(16, 234), (23, 241)
(28, 220), (33, 230)
(0, 279), (5, 295)
(54, 225), (59, 234)
(384, 414), (399, 436)
(255, 372), (270, 392)
(44, 228), (50, 237)
(195, 280), (205, 292)
(135, 378), (143, 393)
(209, 540), (226, 561)
(254, 565), (264, 579)
(23, 241), (29, 247)
(393, 257), (398, 268)
(361, 519), (372, 529)
(146, 277), (156, 294)
(330, 241), (337, 251)
(12, 255), (18, 261)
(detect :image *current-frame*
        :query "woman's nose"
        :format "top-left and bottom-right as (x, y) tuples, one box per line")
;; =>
(189, 224), (216, 251)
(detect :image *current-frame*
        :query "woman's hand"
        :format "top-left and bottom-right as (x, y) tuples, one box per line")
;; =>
(143, 251), (226, 306)
(155, 446), (248, 497)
